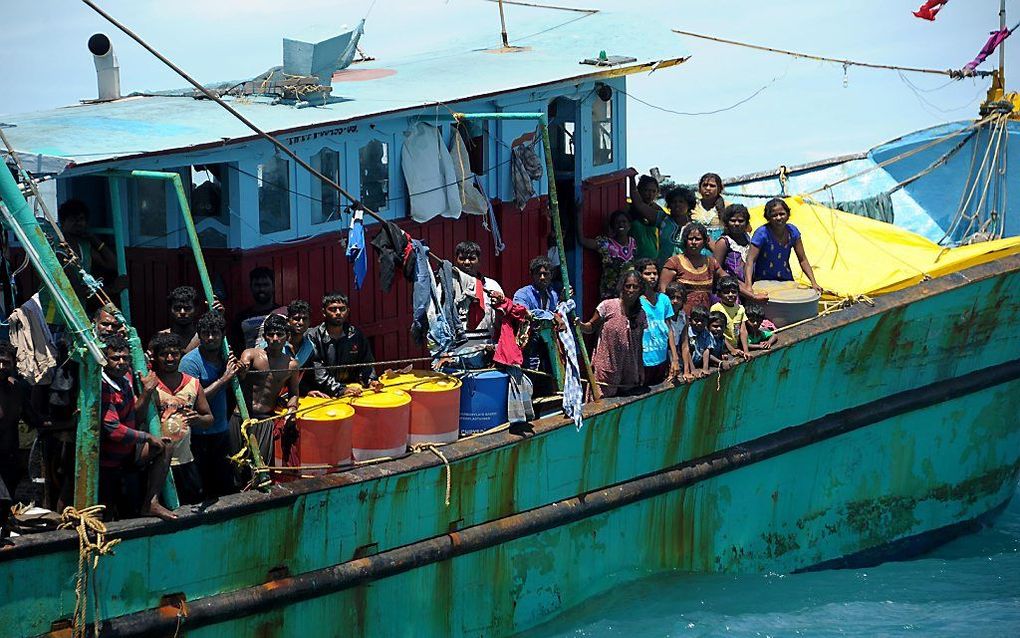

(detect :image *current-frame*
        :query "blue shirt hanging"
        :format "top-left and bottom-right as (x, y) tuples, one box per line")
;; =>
(346, 209), (368, 289)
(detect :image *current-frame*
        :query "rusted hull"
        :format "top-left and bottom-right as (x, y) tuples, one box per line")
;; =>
(3, 256), (1020, 637)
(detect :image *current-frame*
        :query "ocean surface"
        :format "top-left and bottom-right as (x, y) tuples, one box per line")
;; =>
(519, 484), (1020, 638)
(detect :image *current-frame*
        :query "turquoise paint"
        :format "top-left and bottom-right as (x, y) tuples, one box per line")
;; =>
(178, 377), (1020, 637)
(1, 258), (1018, 636)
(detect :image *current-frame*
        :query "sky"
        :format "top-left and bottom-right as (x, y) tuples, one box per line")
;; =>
(2, 0), (1017, 181)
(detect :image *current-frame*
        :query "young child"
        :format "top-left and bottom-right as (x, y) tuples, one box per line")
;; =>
(687, 306), (716, 374)
(745, 303), (779, 350)
(634, 258), (674, 386)
(707, 310), (733, 366)
(710, 276), (750, 359)
(664, 281), (693, 382)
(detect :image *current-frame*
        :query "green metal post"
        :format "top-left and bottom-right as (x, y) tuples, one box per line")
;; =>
(111, 170), (271, 490)
(107, 177), (132, 321)
(126, 321), (180, 509)
(538, 119), (602, 400)
(107, 177), (178, 508)
(0, 162), (108, 507)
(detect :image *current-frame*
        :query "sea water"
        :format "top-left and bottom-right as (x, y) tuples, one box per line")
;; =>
(519, 484), (1020, 638)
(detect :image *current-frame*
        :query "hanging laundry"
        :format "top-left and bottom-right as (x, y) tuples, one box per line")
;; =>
(555, 300), (584, 431)
(370, 220), (414, 292)
(8, 293), (58, 385)
(409, 240), (431, 344)
(345, 208), (368, 290)
(913, 0), (948, 21)
(436, 260), (465, 347)
(491, 295), (529, 367)
(511, 140), (544, 210)
(480, 177), (506, 255)
(963, 27), (1015, 74)
(449, 129), (488, 216)
(401, 122), (462, 222)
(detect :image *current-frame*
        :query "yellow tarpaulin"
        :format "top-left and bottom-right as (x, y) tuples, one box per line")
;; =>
(747, 196), (1020, 299)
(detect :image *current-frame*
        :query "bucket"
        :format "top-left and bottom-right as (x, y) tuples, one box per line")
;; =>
(275, 397), (355, 473)
(458, 370), (509, 435)
(754, 280), (820, 328)
(350, 390), (412, 461)
(380, 371), (463, 444)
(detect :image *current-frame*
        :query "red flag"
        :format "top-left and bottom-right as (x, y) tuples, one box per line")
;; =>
(913, 0), (948, 21)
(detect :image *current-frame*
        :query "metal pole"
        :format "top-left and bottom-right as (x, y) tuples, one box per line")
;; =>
(110, 169), (271, 490)
(538, 120), (602, 401)
(0, 162), (107, 507)
(497, 0), (510, 48)
(126, 322), (181, 509)
(1000, 0), (1007, 85)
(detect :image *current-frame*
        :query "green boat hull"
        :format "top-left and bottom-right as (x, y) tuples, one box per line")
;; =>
(2, 256), (1019, 637)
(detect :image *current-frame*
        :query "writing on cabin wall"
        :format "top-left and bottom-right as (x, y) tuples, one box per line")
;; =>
(285, 124), (360, 145)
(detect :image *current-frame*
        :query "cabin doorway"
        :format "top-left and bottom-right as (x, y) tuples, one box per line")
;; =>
(547, 97), (581, 303)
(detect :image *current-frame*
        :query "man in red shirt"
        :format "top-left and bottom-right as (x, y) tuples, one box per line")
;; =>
(99, 334), (175, 520)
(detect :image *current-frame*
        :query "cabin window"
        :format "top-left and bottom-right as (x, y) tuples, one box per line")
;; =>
(188, 164), (230, 247)
(257, 156), (291, 234)
(311, 148), (342, 224)
(592, 96), (613, 167)
(130, 178), (168, 240)
(359, 139), (389, 212)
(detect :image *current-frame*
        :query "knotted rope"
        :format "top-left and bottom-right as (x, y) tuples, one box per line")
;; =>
(59, 505), (121, 638)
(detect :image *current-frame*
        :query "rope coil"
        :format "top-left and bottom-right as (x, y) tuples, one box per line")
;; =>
(58, 505), (121, 638)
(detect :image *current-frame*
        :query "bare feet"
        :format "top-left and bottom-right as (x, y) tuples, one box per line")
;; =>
(144, 499), (178, 521)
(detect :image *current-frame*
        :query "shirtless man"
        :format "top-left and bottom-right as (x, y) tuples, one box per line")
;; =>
(235, 314), (299, 466)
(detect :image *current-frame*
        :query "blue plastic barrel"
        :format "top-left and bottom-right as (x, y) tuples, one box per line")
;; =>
(459, 370), (509, 435)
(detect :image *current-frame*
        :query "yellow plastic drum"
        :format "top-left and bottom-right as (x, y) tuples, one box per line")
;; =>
(275, 397), (355, 472)
(350, 390), (412, 461)
(381, 371), (463, 444)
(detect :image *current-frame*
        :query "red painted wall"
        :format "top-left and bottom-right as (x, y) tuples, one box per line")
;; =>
(117, 197), (550, 362)
(579, 168), (635, 319)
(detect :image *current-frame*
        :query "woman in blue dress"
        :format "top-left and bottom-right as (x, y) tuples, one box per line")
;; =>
(744, 198), (822, 293)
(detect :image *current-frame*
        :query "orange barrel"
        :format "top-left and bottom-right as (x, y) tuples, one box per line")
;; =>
(274, 397), (355, 473)
(380, 371), (463, 444)
(350, 390), (412, 461)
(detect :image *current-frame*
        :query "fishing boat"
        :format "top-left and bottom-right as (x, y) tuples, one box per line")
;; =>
(1, 3), (1019, 637)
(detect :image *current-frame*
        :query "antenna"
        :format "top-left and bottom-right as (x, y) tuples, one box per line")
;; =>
(498, 0), (510, 48)
(999, 0), (1007, 83)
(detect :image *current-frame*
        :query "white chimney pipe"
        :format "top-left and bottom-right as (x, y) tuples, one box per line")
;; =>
(88, 33), (120, 101)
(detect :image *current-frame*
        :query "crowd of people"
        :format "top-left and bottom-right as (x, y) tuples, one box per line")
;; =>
(0, 171), (815, 531)
(577, 172), (817, 397)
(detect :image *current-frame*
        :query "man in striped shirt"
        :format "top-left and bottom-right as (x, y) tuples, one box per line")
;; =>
(99, 334), (176, 520)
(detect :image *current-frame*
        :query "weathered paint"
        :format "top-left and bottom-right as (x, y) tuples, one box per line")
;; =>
(2, 256), (1020, 637)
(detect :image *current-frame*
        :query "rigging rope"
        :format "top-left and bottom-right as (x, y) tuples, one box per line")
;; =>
(671, 29), (995, 79)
